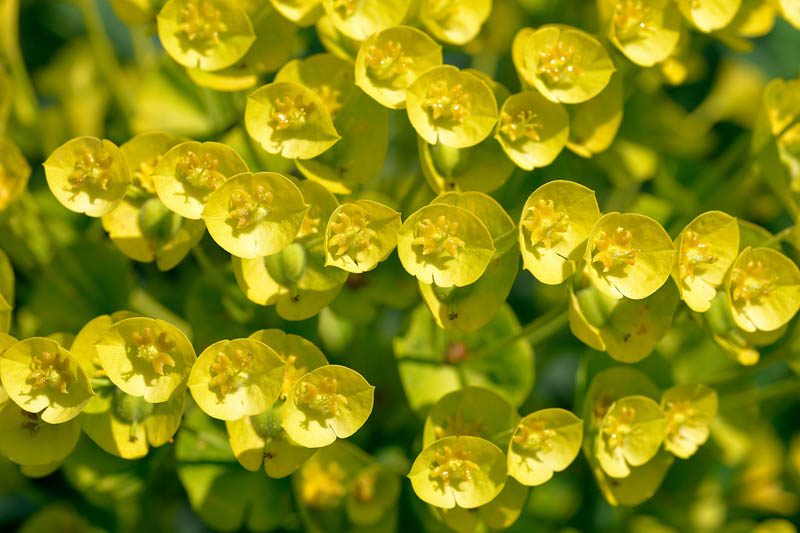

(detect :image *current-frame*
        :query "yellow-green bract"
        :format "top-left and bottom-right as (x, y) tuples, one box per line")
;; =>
(437, 478), (529, 533)
(0, 401), (81, 465)
(95, 317), (196, 403)
(676, 0), (742, 32)
(408, 435), (507, 509)
(661, 383), (717, 459)
(598, 0), (681, 67)
(44, 137), (131, 217)
(0, 136), (31, 211)
(325, 200), (401, 273)
(188, 338), (285, 420)
(202, 171), (307, 259)
(0, 337), (93, 424)
(282, 364), (374, 448)
(321, 0), (412, 41)
(419, 0), (492, 45)
(566, 72), (623, 158)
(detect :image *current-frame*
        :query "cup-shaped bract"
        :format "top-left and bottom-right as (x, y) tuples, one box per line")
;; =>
(419, 0), (492, 45)
(438, 477), (529, 533)
(569, 281), (679, 363)
(189, 338), (286, 420)
(406, 66), (499, 149)
(226, 402), (317, 478)
(418, 192), (518, 333)
(599, 0), (681, 66)
(153, 141), (249, 220)
(511, 27), (535, 90)
(325, 200), (401, 273)
(346, 463), (401, 526)
(676, 0), (742, 32)
(522, 25), (615, 104)
(248, 328), (329, 401)
(44, 137), (130, 217)
(672, 211), (740, 312)
(418, 135), (515, 194)
(661, 384), (717, 459)
(81, 386), (185, 459)
(69, 312), (138, 379)
(726, 247), (800, 332)
(157, 0), (255, 70)
(495, 91), (569, 171)
(0, 338), (93, 424)
(594, 395), (667, 478)
(121, 131), (187, 195)
(408, 435), (507, 509)
(0, 401), (81, 465)
(0, 137), (31, 211)
(203, 172), (307, 258)
(781, 0), (800, 28)
(566, 72), (623, 158)
(585, 212), (675, 300)
(315, 13), (362, 61)
(270, 0), (322, 25)
(95, 317), (196, 403)
(282, 364), (374, 448)
(274, 53), (359, 121)
(507, 408), (583, 486)
(245, 81), (341, 159)
(355, 26), (443, 109)
(519, 180), (600, 285)
(321, 0), (412, 41)
(422, 387), (520, 448)
(398, 203), (495, 288)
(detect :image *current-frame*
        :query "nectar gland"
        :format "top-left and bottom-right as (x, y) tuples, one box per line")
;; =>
(131, 327), (176, 375)
(592, 226), (638, 273)
(228, 185), (273, 229)
(68, 150), (115, 191)
(424, 80), (470, 122)
(328, 211), (377, 258)
(413, 215), (465, 258)
(209, 349), (254, 396)
(27, 351), (74, 393)
(296, 376), (347, 417)
(680, 230), (717, 281)
(272, 95), (315, 131)
(366, 41), (413, 81)
(731, 260), (775, 305)
(178, 0), (228, 44)
(178, 151), (226, 191)
(430, 445), (479, 486)
(523, 199), (570, 248)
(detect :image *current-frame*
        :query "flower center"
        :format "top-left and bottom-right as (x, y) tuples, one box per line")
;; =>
(328, 211), (377, 258)
(300, 462), (346, 508)
(523, 199), (570, 248)
(592, 226), (638, 273)
(602, 405), (636, 449)
(133, 156), (160, 194)
(280, 354), (308, 401)
(513, 419), (557, 452)
(366, 41), (413, 81)
(680, 231), (717, 281)
(27, 351), (74, 393)
(424, 80), (470, 122)
(731, 260), (774, 305)
(296, 376), (347, 417)
(663, 398), (698, 436)
(316, 85), (342, 119)
(178, 151), (226, 190)
(537, 41), (582, 87)
(413, 215), (465, 258)
(209, 349), (254, 396)
(434, 412), (486, 440)
(178, 0), (228, 44)
(228, 185), (273, 230)
(614, 0), (652, 41)
(131, 327), (176, 375)
(355, 472), (378, 504)
(500, 109), (544, 143)
(430, 445), (479, 486)
(68, 150), (115, 191)
(272, 95), (315, 131)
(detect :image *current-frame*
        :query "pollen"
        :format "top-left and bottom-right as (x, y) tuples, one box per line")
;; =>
(513, 418), (557, 452)
(537, 41), (583, 87)
(131, 327), (176, 375)
(228, 185), (273, 230)
(272, 94), (315, 131)
(592, 226), (638, 273)
(413, 215), (465, 258)
(296, 376), (348, 417)
(300, 461), (347, 508)
(178, 151), (226, 190)
(430, 445), (479, 486)
(280, 354), (308, 401)
(366, 41), (413, 81)
(328, 211), (377, 258)
(614, 0), (652, 41)
(602, 405), (636, 449)
(424, 80), (470, 122)
(434, 413), (486, 440)
(500, 109), (544, 143)
(209, 349), (254, 396)
(731, 260), (774, 305)
(680, 231), (717, 281)
(178, 0), (228, 44)
(27, 351), (75, 394)
(68, 150), (115, 191)
(523, 199), (570, 248)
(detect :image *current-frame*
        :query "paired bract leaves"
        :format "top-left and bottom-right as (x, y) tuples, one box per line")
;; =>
(419, 0), (492, 45)
(419, 135), (515, 194)
(0, 401), (81, 465)
(322, 0), (412, 41)
(661, 383), (717, 459)
(495, 91), (569, 170)
(325, 200), (401, 273)
(599, 0), (681, 67)
(566, 72), (623, 158)
(676, 0), (742, 32)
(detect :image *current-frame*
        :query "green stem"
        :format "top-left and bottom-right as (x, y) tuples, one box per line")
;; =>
(720, 377), (800, 409)
(399, 172), (426, 214)
(762, 225), (795, 248)
(475, 306), (569, 359)
(0, 0), (38, 127)
(129, 287), (193, 340)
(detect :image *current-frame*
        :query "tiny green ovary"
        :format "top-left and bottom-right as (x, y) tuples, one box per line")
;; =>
(424, 80), (471, 122)
(366, 41), (414, 81)
(523, 199), (570, 248)
(434, 413), (486, 440)
(296, 376), (348, 417)
(680, 230), (717, 281)
(328, 211), (377, 258)
(131, 327), (176, 375)
(178, 151), (226, 190)
(731, 260), (774, 305)
(537, 41), (583, 88)
(228, 185), (273, 230)
(500, 109), (544, 143)
(209, 349), (254, 396)
(271, 95), (315, 131)
(513, 418), (556, 453)
(178, 0), (228, 45)
(429, 445), (479, 486)
(27, 351), (75, 393)
(592, 226), (638, 272)
(413, 215), (465, 258)
(68, 150), (116, 191)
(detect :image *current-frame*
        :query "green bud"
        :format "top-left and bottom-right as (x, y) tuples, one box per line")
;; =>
(266, 243), (308, 286)
(430, 142), (466, 179)
(113, 389), (155, 424)
(577, 286), (618, 328)
(139, 198), (182, 240)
